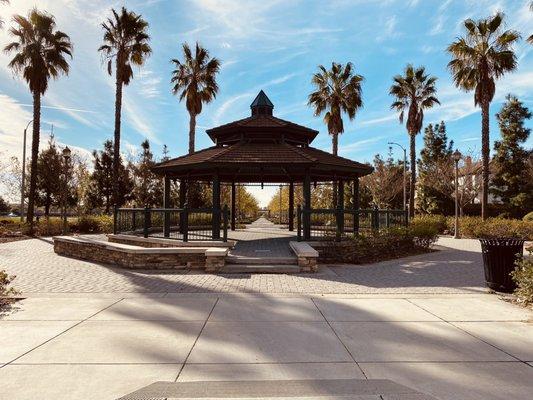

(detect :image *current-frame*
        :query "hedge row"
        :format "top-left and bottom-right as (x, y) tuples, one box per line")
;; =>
(411, 215), (533, 241)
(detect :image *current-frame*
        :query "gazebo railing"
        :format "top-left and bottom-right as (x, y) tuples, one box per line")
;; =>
(297, 207), (408, 241)
(114, 206), (229, 242)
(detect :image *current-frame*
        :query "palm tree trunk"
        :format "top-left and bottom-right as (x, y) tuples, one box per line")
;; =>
(409, 131), (416, 218)
(26, 91), (41, 233)
(480, 99), (490, 220)
(332, 133), (338, 208)
(189, 112), (196, 155)
(113, 72), (123, 209)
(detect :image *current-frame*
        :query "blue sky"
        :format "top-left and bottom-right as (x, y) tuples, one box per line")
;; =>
(0, 0), (532, 205)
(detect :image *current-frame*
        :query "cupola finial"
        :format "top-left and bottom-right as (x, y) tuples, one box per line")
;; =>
(250, 90), (274, 116)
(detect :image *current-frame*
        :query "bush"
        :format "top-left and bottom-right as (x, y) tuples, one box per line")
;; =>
(410, 221), (439, 248)
(0, 269), (18, 296)
(75, 215), (113, 234)
(523, 212), (533, 222)
(411, 215), (447, 234)
(322, 225), (437, 264)
(458, 217), (533, 240)
(31, 218), (64, 236)
(511, 252), (533, 305)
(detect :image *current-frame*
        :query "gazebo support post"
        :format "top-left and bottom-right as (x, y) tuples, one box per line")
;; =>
(179, 179), (187, 234)
(336, 179), (344, 240)
(163, 175), (171, 238)
(288, 182), (294, 231)
(212, 174), (221, 239)
(353, 177), (359, 234)
(303, 171), (311, 240)
(231, 182), (236, 231)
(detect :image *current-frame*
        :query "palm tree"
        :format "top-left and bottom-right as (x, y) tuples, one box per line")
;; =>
(308, 62), (363, 156)
(308, 62), (363, 207)
(98, 7), (151, 207)
(447, 13), (519, 219)
(389, 65), (439, 218)
(171, 42), (221, 154)
(4, 8), (72, 231)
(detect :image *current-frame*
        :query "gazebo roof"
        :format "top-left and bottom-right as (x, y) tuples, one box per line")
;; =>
(153, 91), (373, 182)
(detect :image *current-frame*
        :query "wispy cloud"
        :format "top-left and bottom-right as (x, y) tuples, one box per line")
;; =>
(359, 114), (397, 127)
(376, 15), (400, 42)
(213, 73), (300, 125)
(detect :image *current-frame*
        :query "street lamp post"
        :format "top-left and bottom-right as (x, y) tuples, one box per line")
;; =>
(279, 184), (282, 225)
(453, 149), (462, 239)
(61, 146), (71, 235)
(20, 120), (33, 222)
(388, 142), (407, 211)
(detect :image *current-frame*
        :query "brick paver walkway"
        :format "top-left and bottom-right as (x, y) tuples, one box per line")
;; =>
(228, 217), (295, 258)
(0, 236), (486, 294)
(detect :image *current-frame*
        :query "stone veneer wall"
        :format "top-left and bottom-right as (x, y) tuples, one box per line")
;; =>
(54, 240), (204, 269)
(297, 256), (318, 272)
(108, 235), (233, 249)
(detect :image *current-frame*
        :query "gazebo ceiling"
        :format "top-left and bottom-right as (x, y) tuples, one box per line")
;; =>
(153, 91), (373, 182)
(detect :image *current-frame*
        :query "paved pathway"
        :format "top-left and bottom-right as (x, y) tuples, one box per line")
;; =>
(228, 217), (295, 258)
(0, 237), (486, 294)
(1, 293), (532, 399)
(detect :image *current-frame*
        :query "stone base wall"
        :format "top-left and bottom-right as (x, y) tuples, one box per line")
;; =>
(108, 235), (233, 249)
(54, 240), (202, 270)
(205, 255), (225, 272)
(297, 256), (318, 272)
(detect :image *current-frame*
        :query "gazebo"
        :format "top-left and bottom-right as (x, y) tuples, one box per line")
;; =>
(152, 91), (374, 240)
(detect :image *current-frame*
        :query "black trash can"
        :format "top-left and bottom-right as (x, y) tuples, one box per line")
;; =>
(479, 238), (525, 293)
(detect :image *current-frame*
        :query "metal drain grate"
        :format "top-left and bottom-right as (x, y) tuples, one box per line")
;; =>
(117, 379), (437, 400)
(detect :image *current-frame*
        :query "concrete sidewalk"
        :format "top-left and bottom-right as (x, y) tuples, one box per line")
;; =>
(1, 293), (532, 400)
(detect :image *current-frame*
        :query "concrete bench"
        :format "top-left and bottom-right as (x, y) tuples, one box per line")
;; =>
(53, 236), (228, 270)
(289, 241), (319, 272)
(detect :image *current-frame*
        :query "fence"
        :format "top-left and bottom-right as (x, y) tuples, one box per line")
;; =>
(114, 206), (229, 242)
(297, 207), (408, 241)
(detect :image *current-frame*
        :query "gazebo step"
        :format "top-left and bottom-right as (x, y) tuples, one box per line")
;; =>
(226, 255), (297, 265)
(220, 264), (301, 274)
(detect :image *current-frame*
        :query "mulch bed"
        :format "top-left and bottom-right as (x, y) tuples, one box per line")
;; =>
(0, 236), (31, 244)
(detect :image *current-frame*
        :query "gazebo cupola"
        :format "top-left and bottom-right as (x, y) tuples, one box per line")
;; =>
(250, 90), (274, 116)
(206, 90), (319, 146)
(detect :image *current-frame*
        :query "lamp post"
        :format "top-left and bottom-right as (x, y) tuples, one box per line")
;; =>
(279, 184), (282, 225)
(388, 142), (407, 211)
(20, 120), (33, 222)
(453, 149), (462, 239)
(61, 146), (71, 235)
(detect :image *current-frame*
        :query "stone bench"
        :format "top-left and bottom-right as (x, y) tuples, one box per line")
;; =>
(53, 236), (228, 270)
(289, 241), (319, 272)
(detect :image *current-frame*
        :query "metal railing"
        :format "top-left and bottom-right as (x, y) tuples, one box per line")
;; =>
(114, 206), (229, 242)
(297, 207), (408, 241)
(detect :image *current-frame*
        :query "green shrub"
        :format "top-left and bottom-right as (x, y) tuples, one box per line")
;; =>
(443, 216), (533, 241)
(511, 252), (533, 305)
(322, 225), (437, 264)
(410, 222), (439, 248)
(30, 218), (64, 236)
(75, 215), (113, 234)
(460, 217), (533, 240)
(0, 269), (18, 296)
(411, 214), (447, 234)
(523, 212), (533, 222)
